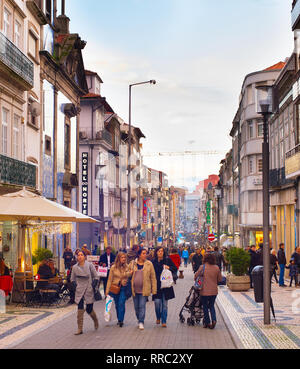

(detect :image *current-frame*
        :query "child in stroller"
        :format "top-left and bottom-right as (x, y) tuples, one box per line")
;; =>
(179, 286), (203, 326)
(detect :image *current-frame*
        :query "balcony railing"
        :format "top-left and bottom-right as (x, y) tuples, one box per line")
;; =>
(0, 154), (36, 188)
(0, 31), (34, 88)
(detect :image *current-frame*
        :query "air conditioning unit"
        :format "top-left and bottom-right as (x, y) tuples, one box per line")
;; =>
(79, 131), (87, 139)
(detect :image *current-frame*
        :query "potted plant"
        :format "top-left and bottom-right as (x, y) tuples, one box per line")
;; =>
(32, 248), (54, 266)
(226, 247), (250, 291)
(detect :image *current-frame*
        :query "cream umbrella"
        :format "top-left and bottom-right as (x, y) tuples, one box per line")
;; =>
(0, 188), (98, 302)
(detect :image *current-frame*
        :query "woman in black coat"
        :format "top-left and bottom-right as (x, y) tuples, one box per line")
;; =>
(152, 247), (177, 328)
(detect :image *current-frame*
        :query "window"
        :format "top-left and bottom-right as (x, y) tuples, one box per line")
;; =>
(45, 0), (52, 22)
(28, 31), (38, 59)
(13, 115), (20, 159)
(247, 85), (253, 105)
(14, 20), (21, 48)
(249, 157), (254, 174)
(45, 135), (52, 156)
(258, 158), (263, 173)
(64, 118), (71, 169)
(257, 122), (264, 137)
(248, 121), (254, 139)
(1, 108), (9, 155)
(3, 8), (11, 39)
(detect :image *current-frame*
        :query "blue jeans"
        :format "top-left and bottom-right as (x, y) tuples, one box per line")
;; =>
(133, 294), (147, 324)
(109, 286), (127, 323)
(279, 264), (285, 286)
(201, 295), (217, 325)
(154, 294), (168, 324)
(184, 258), (188, 267)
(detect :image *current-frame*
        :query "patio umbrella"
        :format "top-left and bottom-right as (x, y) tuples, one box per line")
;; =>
(0, 188), (98, 298)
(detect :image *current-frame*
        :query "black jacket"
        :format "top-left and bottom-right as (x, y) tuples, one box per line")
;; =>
(249, 249), (259, 268)
(152, 257), (177, 301)
(37, 264), (55, 289)
(192, 253), (203, 273)
(291, 252), (300, 267)
(256, 248), (264, 266)
(99, 252), (116, 270)
(277, 248), (286, 265)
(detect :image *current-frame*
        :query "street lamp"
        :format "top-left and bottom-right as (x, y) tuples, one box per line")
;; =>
(127, 80), (156, 249)
(255, 84), (275, 325)
(214, 183), (222, 249)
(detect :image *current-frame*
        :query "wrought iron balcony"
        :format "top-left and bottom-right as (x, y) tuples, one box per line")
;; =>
(0, 154), (36, 188)
(270, 167), (292, 187)
(0, 31), (34, 89)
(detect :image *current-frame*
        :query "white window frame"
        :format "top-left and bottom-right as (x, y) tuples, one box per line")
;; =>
(14, 20), (21, 48)
(3, 8), (11, 39)
(13, 114), (20, 159)
(2, 108), (9, 155)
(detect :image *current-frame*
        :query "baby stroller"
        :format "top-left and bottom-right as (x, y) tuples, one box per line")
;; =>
(179, 286), (203, 326)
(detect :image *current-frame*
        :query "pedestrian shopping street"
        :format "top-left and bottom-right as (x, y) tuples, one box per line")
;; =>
(0, 265), (300, 350)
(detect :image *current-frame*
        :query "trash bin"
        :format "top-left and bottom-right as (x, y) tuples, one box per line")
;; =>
(251, 265), (264, 303)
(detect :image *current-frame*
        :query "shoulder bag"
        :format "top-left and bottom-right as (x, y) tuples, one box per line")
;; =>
(89, 263), (102, 301)
(194, 264), (205, 291)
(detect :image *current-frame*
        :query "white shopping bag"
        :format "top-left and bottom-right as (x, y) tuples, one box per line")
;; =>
(104, 295), (114, 322)
(160, 268), (174, 289)
(98, 266), (108, 278)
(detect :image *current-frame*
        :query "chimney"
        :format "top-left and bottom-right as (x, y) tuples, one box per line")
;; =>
(55, 0), (70, 34)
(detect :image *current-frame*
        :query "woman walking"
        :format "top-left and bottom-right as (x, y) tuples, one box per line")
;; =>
(194, 253), (222, 329)
(71, 250), (100, 335)
(152, 247), (177, 328)
(105, 252), (132, 327)
(270, 249), (279, 284)
(130, 248), (157, 330)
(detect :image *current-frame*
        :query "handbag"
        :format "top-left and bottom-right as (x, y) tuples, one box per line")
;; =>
(89, 263), (102, 301)
(124, 277), (132, 299)
(109, 282), (121, 295)
(194, 264), (205, 291)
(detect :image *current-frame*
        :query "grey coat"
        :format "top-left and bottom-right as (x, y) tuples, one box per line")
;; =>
(71, 261), (99, 305)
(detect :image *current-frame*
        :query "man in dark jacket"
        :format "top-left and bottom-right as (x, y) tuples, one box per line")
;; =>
(192, 248), (203, 273)
(277, 243), (287, 287)
(63, 247), (73, 270)
(99, 246), (116, 293)
(213, 247), (225, 271)
(291, 247), (300, 277)
(248, 245), (258, 288)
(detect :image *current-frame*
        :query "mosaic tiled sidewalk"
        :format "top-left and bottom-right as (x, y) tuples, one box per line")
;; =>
(217, 278), (300, 349)
(0, 304), (76, 349)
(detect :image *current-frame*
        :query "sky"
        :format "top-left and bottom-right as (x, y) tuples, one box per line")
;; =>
(68, 0), (294, 191)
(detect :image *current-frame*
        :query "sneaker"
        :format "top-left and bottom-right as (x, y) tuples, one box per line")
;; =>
(156, 320), (160, 325)
(138, 323), (144, 330)
(162, 323), (167, 328)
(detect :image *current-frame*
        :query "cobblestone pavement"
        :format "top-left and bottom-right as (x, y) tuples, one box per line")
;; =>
(3, 266), (237, 350)
(2, 265), (300, 349)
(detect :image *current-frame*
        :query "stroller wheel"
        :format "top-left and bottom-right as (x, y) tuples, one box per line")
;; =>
(179, 316), (185, 323)
(187, 318), (193, 326)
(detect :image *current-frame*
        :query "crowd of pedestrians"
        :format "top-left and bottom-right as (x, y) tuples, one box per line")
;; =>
(247, 242), (300, 288)
(66, 241), (228, 334)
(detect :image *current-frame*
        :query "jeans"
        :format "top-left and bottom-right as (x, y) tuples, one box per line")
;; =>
(109, 286), (127, 323)
(183, 258), (188, 267)
(279, 264), (285, 286)
(290, 275), (298, 287)
(133, 293), (147, 324)
(201, 295), (217, 325)
(154, 294), (168, 324)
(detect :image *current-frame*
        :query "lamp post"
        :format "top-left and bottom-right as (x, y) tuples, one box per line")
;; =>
(127, 80), (156, 249)
(255, 84), (274, 325)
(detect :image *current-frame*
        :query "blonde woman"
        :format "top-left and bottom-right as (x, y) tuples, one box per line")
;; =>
(105, 252), (132, 327)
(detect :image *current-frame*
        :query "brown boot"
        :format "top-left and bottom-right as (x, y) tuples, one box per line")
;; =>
(89, 310), (99, 330)
(74, 309), (84, 335)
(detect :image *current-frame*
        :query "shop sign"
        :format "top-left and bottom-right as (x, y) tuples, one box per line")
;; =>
(82, 152), (88, 215)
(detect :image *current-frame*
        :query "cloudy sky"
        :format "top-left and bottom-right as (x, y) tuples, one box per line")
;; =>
(68, 0), (294, 191)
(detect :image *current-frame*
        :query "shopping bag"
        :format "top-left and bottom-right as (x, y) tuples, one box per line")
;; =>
(98, 267), (108, 278)
(104, 295), (114, 322)
(160, 268), (174, 289)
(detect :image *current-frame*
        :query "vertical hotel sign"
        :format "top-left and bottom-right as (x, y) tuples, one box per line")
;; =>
(82, 152), (88, 215)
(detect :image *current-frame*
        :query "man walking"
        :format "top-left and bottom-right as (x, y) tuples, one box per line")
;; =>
(248, 245), (258, 288)
(192, 248), (203, 273)
(99, 246), (116, 293)
(277, 243), (287, 287)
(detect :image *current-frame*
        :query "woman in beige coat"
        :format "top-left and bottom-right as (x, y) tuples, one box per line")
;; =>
(130, 248), (157, 330)
(105, 252), (132, 327)
(195, 252), (222, 329)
